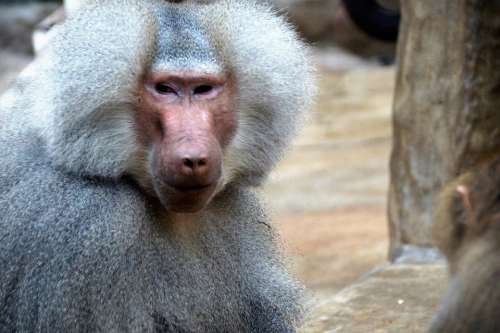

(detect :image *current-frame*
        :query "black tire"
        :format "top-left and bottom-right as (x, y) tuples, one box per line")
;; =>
(342, 0), (400, 42)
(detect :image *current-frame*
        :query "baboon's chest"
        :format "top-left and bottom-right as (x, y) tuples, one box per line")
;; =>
(137, 231), (247, 332)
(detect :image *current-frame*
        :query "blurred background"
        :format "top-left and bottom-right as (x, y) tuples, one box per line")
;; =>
(0, 0), (399, 329)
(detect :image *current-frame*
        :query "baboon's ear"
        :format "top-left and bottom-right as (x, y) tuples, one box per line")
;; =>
(456, 185), (474, 225)
(456, 185), (472, 211)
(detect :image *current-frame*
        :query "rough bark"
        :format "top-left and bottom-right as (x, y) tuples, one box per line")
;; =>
(389, 1), (500, 260)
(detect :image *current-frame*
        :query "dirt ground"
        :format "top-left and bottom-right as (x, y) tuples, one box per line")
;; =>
(263, 65), (396, 302)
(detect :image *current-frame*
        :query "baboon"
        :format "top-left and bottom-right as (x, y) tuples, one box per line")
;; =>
(430, 156), (500, 333)
(0, 1), (316, 332)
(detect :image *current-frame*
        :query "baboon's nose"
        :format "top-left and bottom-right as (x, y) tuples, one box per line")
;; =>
(180, 155), (209, 178)
(165, 145), (221, 191)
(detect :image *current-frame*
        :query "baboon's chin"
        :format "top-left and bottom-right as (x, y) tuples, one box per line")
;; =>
(155, 182), (218, 214)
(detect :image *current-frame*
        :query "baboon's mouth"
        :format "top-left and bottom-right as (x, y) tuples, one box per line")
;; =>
(153, 180), (219, 213)
(172, 183), (214, 193)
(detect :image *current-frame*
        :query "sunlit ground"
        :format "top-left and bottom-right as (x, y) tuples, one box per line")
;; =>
(263, 64), (396, 301)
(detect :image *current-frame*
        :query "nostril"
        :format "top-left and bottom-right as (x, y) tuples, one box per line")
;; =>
(181, 157), (208, 171)
(182, 158), (195, 169)
(193, 85), (213, 95)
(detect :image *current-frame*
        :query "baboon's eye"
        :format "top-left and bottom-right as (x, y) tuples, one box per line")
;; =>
(193, 85), (213, 95)
(155, 83), (177, 95)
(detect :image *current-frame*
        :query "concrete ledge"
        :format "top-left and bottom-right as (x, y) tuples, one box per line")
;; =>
(301, 263), (447, 333)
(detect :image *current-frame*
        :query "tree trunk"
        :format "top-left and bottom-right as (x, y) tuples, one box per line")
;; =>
(389, 1), (500, 260)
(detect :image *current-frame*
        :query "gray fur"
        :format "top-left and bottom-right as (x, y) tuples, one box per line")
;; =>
(0, 0), (315, 332)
